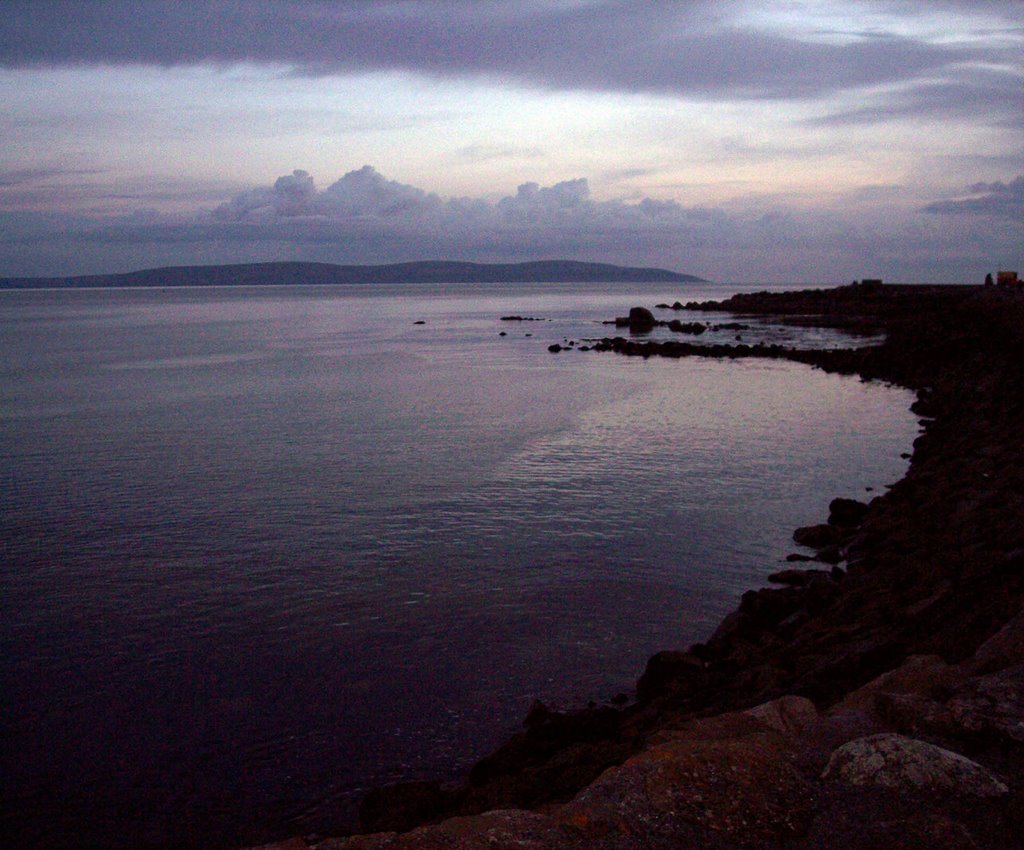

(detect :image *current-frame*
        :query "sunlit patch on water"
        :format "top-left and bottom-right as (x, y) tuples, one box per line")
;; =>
(0, 282), (917, 849)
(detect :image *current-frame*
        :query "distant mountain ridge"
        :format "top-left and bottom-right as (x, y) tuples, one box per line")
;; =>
(0, 260), (706, 289)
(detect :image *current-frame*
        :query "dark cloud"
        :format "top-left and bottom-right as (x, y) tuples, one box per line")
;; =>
(0, 172), (247, 211)
(922, 176), (1024, 219)
(0, 167), (103, 187)
(808, 67), (1024, 128)
(0, 0), (996, 102)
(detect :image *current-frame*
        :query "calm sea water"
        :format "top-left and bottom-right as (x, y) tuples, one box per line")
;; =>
(1, 282), (917, 849)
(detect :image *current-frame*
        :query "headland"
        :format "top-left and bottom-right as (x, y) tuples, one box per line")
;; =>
(254, 282), (1024, 849)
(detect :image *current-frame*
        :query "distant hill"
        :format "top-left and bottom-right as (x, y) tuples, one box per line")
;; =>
(0, 260), (706, 289)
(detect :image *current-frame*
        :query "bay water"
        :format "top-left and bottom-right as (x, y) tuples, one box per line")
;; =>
(1, 282), (917, 848)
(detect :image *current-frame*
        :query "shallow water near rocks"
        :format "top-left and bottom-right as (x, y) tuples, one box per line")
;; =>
(1, 281), (917, 849)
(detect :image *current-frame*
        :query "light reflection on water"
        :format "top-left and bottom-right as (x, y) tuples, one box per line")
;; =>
(1, 282), (916, 849)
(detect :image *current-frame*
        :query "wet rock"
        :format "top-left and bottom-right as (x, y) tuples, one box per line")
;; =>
(627, 306), (656, 332)
(829, 498), (870, 527)
(667, 320), (706, 334)
(768, 568), (813, 586)
(821, 734), (1009, 796)
(793, 523), (843, 548)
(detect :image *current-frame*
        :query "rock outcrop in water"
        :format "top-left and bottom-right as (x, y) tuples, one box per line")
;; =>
(250, 283), (1024, 850)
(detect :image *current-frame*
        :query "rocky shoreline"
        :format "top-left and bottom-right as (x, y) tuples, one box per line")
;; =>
(254, 283), (1024, 849)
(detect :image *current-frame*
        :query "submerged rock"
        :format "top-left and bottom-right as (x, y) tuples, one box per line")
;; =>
(667, 319), (706, 334)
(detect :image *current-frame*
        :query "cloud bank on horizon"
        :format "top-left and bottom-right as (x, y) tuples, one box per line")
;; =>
(0, 0), (1020, 282)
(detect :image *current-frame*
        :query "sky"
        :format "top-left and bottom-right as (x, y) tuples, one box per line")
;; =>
(1, 0), (1021, 283)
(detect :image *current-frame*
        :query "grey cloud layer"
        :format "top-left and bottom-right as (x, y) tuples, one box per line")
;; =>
(923, 176), (1024, 219)
(0, 0), (1011, 106)
(4, 166), (1019, 282)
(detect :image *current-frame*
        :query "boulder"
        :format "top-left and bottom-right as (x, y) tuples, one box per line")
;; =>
(821, 733), (1008, 796)
(627, 306), (656, 332)
(793, 523), (843, 548)
(744, 695), (819, 737)
(830, 654), (954, 715)
(556, 713), (816, 847)
(828, 498), (870, 527)
(947, 664), (1024, 743)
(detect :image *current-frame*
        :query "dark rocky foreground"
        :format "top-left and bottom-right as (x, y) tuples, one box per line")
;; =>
(252, 283), (1024, 850)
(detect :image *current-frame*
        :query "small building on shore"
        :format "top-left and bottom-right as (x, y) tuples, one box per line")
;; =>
(996, 271), (1020, 290)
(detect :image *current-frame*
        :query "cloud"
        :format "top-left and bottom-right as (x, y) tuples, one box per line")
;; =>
(212, 167), (443, 221)
(808, 67), (1024, 128)
(2, 165), (1019, 283)
(922, 176), (1024, 219)
(456, 144), (545, 163)
(0, 167), (103, 187)
(0, 0), (1004, 104)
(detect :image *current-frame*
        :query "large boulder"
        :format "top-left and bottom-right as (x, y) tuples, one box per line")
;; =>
(828, 498), (870, 527)
(744, 695), (819, 737)
(555, 713), (815, 848)
(947, 664), (1024, 743)
(627, 306), (656, 332)
(821, 733), (1008, 796)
